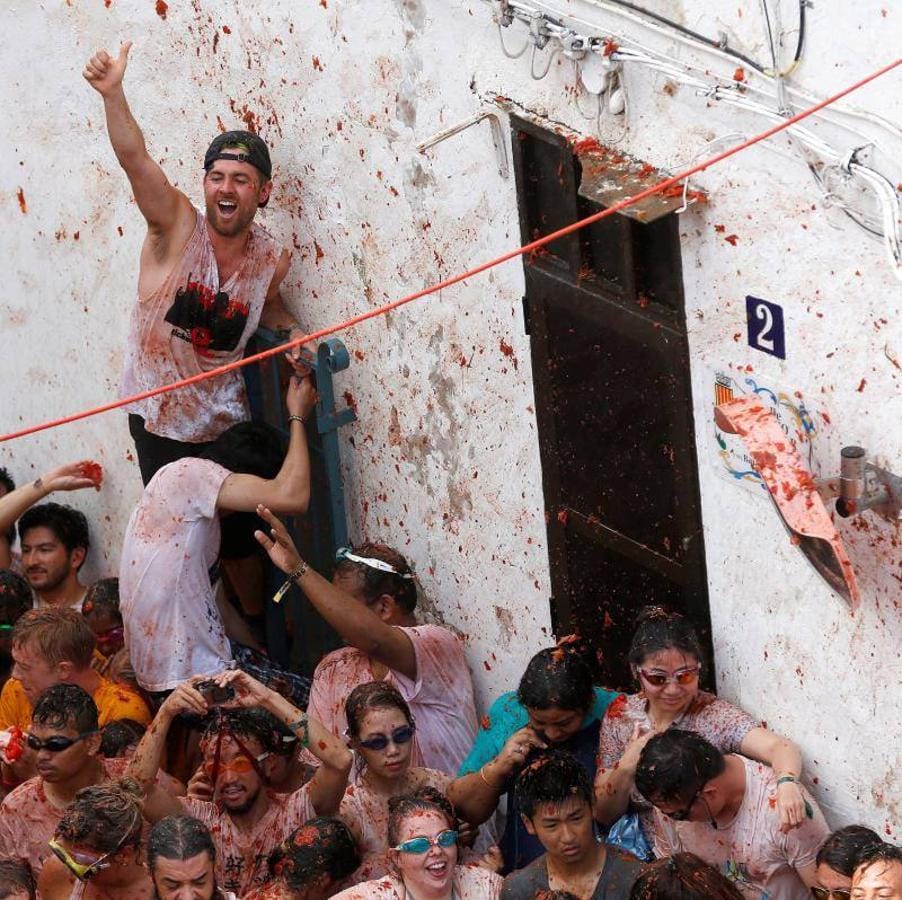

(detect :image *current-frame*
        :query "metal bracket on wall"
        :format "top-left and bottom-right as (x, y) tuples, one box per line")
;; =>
(417, 110), (510, 179)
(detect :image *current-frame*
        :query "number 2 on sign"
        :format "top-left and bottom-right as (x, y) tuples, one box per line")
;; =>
(746, 296), (785, 359)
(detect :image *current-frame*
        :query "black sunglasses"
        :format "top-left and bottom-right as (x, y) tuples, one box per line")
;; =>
(26, 730), (99, 753)
(357, 724), (416, 751)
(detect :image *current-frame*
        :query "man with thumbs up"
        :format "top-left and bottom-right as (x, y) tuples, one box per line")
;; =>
(83, 42), (308, 482)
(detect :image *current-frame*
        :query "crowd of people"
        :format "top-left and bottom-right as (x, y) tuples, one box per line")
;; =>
(0, 39), (897, 900)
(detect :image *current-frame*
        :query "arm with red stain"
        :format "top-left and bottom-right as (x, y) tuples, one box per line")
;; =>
(253, 505), (419, 680)
(258, 253), (314, 376)
(593, 717), (656, 824)
(126, 681), (208, 821)
(740, 728), (806, 832)
(448, 726), (547, 825)
(83, 42), (194, 253)
(212, 669), (351, 815)
(0, 461), (100, 557)
(216, 376), (315, 516)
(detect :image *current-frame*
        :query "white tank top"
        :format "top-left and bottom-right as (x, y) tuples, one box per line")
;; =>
(121, 210), (281, 442)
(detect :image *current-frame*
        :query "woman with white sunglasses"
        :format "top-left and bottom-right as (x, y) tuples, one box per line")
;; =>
(594, 606), (805, 846)
(334, 788), (502, 899)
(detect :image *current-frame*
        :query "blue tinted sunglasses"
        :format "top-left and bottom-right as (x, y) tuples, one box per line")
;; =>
(394, 829), (458, 854)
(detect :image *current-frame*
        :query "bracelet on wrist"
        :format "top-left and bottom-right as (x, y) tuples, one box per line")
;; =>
(273, 561), (309, 604)
(776, 775), (799, 786)
(286, 716), (310, 747)
(288, 414), (307, 426)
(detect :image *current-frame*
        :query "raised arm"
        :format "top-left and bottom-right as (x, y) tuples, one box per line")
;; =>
(0, 462), (99, 538)
(216, 375), (315, 515)
(83, 42), (193, 241)
(212, 670), (351, 815)
(448, 726), (546, 825)
(594, 721), (656, 825)
(126, 681), (206, 822)
(254, 505), (418, 680)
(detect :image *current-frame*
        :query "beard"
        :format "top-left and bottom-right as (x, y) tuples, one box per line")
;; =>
(205, 198), (257, 237)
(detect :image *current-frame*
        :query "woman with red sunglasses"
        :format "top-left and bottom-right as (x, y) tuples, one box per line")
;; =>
(339, 682), (478, 886)
(37, 777), (152, 898)
(594, 607), (805, 847)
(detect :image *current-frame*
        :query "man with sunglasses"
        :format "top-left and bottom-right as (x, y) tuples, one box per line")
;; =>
(255, 506), (479, 776)
(0, 685), (123, 883)
(127, 670), (352, 897)
(635, 729), (829, 899)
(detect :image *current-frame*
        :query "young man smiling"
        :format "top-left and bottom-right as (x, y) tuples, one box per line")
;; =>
(84, 43), (308, 479)
(501, 750), (642, 899)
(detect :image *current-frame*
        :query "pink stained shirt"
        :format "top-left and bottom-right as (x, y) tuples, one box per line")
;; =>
(184, 786), (315, 897)
(119, 457), (234, 692)
(332, 865), (503, 899)
(306, 625), (478, 776)
(121, 209), (281, 443)
(652, 757), (829, 900)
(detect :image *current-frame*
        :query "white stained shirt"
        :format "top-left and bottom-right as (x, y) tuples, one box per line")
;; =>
(653, 757), (829, 900)
(119, 457), (234, 692)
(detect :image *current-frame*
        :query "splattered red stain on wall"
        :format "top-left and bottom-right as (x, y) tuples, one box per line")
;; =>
(155, 0), (168, 20)
(16, 188), (26, 214)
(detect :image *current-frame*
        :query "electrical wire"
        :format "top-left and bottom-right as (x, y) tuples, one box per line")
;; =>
(1, 56), (900, 445)
(497, 20), (531, 58)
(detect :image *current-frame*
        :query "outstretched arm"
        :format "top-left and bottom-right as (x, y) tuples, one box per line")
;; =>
(83, 42), (192, 240)
(740, 727), (805, 832)
(254, 506), (418, 681)
(0, 462), (99, 538)
(212, 669), (351, 815)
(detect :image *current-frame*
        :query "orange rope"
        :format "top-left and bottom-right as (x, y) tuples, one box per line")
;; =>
(2, 56), (899, 444)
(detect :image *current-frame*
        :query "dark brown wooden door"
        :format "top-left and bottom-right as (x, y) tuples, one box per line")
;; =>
(512, 117), (713, 691)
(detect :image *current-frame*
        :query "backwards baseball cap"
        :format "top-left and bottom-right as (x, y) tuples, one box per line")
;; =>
(203, 130), (272, 181)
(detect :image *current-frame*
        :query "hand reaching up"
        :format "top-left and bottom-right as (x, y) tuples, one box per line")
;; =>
(83, 42), (132, 96)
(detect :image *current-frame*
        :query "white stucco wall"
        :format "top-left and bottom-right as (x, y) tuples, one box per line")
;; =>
(1, 0), (898, 834)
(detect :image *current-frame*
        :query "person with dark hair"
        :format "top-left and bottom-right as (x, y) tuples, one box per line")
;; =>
(852, 844), (902, 899)
(449, 638), (619, 874)
(635, 729), (828, 899)
(0, 859), (35, 900)
(814, 826), (884, 897)
(595, 607), (805, 843)
(99, 718), (146, 759)
(338, 681), (478, 884)
(118, 375), (316, 698)
(147, 814), (238, 899)
(0, 462), (100, 592)
(0, 572), (31, 689)
(500, 750), (641, 899)
(245, 818), (361, 899)
(127, 670), (352, 896)
(36, 777), (152, 898)
(0, 685), (124, 881)
(254, 507), (479, 776)
(628, 852), (744, 899)
(332, 787), (502, 898)
(83, 41), (309, 480)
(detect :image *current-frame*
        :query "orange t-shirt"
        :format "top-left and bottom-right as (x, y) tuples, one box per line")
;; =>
(0, 674), (151, 731)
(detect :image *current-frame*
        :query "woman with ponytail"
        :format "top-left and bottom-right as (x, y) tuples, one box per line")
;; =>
(449, 637), (620, 874)
(594, 606), (805, 844)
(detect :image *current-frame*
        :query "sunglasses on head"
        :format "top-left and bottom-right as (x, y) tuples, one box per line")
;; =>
(394, 829), (458, 854)
(26, 730), (99, 753)
(357, 724), (416, 752)
(335, 547), (414, 578)
(810, 890), (850, 899)
(639, 666), (699, 687)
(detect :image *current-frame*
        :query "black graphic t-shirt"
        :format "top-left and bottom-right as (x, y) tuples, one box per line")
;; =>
(164, 277), (250, 355)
